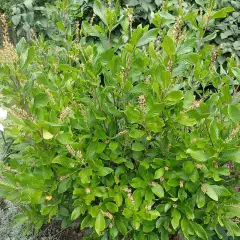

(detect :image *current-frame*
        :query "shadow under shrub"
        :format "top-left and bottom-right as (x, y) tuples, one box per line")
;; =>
(0, 1), (240, 239)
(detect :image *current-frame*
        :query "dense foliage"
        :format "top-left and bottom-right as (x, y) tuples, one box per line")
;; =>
(0, 0), (240, 239)
(7, 0), (240, 64)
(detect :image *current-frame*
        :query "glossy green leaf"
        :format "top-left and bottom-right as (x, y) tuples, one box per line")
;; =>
(151, 184), (164, 198)
(95, 211), (105, 235)
(162, 35), (175, 56)
(203, 184), (218, 201)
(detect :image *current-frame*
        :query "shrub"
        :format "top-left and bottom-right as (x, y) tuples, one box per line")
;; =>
(0, 1), (240, 239)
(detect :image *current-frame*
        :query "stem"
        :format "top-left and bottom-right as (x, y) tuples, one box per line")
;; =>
(205, 120), (214, 147)
(93, 87), (102, 112)
(108, 30), (111, 48)
(1, 131), (6, 145)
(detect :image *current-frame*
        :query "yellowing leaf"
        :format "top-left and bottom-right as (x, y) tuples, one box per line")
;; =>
(43, 130), (54, 140)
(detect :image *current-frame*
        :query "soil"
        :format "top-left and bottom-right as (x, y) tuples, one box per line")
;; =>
(35, 221), (87, 240)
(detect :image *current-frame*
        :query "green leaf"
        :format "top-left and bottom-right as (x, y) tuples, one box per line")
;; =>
(146, 117), (164, 133)
(223, 219), (240, 237)
(125, 106), (142, 124)
(58, 177), (72, 194)
(57, 132), (73, 144)
(132, 142), (145, 151)
(109, 142), (118, 151)
(115, 216), (127, 236)
(13, 213), (28, 225)
(93, 0), (107, 25)
(59, 64), (79, 72)
(81, 215), (92, 230)
(52, 155), (74, 168)
(34, 93), (49, 107)
(162, 35), (175, 56)
(228, 105), (240, 123)
(98, 167), (113, 177)
(186, 149), (209, 162)
(95, 211), (105, 235)
(231, 67), (240, 82)
(82, 21), (102, 38)
(171, 208), (181, 230)
(179, 204), (194, 220)
(20, 47), (35, 69)
(212, 7), (234, 19)
(154, 168), (164, 179)
(165, 91), (183, 104)
(221, 149), (240, 163)
(151, 184), (164, 198)
(78, 168), (92, 184)
(203, 184), (218, 201)
(149, 232), (159, 240)
(190, 222), (208, 240)
(12, 15), (21, 26)
(183, 161), (194, 174)
(129, 129), (145, 139)
(137, 28), (158, 47)
(181, 218), (190, 239)
(56, 21), (65, 32)
(211, 185), (231, 197)
(196, 188), (205, 208)
(106, 202), (118, 213)
(209, 119), (219, 142)
(177, 113), (197, 127)
(71, 207), (81, 220)
(98, 49), (114, 66)
(224, 205), (240, 218)
(130, 178), (148, 188)
(203, 31), (218, 42)
(110, 227), (118, 238)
